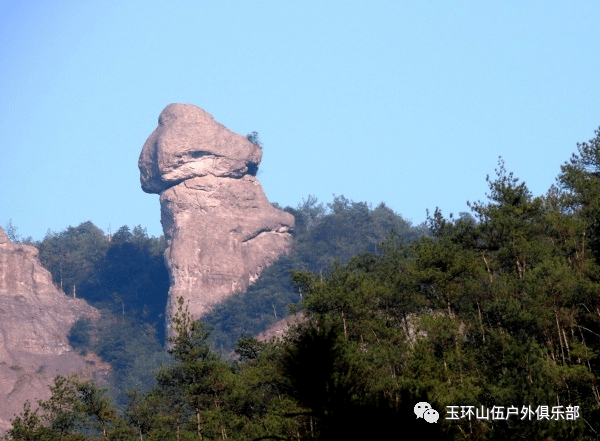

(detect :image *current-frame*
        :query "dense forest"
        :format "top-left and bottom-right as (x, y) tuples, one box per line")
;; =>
(4, 128), (600, 439)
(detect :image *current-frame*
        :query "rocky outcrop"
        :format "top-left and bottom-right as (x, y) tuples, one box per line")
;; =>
(139, 104), (294, 327)
(256, 313), (305, 343)
(0, 227), (108, 433)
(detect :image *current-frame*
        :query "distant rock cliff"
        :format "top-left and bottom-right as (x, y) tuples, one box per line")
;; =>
(0, 227), (108, 433)
(139, 104), (294, 329)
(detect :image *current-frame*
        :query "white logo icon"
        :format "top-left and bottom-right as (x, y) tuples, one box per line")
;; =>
(424, 408), (440, 423)
(414, 401), (439, 423)
(414, 401), (432, 418)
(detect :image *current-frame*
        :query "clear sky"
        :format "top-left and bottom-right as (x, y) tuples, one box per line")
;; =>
(1, 1), (599, 241)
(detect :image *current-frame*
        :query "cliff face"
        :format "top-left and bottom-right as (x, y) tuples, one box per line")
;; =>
(0, 227), (108, 433)
(139, 104), (295, 327)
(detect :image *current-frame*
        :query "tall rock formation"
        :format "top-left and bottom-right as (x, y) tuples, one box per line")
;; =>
(0, 227), (108, 433)
(139, 104), (295, 328)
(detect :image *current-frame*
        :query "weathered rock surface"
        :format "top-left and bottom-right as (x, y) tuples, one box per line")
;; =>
(0, 227), (108, 433)
(139, 104), (295, 325)
(256, 313), (305, 343)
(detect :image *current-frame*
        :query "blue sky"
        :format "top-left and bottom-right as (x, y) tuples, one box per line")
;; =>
(1, 1), (599, 241)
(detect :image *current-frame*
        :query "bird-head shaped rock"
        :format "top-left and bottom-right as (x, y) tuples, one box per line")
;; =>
(139, 103), (262, 194)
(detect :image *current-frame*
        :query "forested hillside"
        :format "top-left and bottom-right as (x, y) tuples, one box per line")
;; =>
(5, 128), (600, 440)
(4, 193), (427, 408)
(203, 195), (429, 351)
(33, 223), (172, 406)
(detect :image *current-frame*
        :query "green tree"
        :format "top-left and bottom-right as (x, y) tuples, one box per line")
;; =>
(150, 297), (234, 438)
(3, 219), (22, 243)
(38, 221), (108, 295)
(36, 375), (86, 441)
(73, 380), (120, 439)
(557, 127), (600, 262)
(234, 335), (268, 361)
(3, 400), (46, 441)
(246, 131), (263, 149)
(124, 390), (158, 441)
